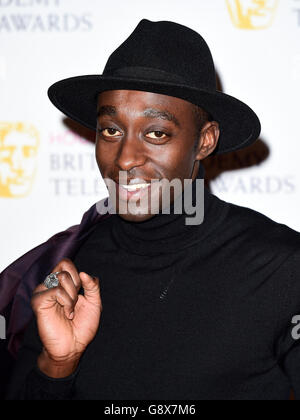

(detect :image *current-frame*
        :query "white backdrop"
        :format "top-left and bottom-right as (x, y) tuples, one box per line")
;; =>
(0, 0), (299, 272)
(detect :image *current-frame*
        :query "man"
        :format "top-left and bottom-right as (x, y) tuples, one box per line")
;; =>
(2, 19), (300, 400)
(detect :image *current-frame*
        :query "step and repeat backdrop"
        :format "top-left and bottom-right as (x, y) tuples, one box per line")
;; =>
(0, 0), (299, 272)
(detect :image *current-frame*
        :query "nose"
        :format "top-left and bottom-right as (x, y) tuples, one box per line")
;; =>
(11, 147), (23, 171)
(115, 133), (146, 172)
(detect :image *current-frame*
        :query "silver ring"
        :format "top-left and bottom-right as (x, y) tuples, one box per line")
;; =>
(44, 272), (61, 289)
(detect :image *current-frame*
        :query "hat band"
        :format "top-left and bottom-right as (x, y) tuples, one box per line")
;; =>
(105, 66), (188, 84)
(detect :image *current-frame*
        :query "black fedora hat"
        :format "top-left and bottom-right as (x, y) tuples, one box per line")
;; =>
(48, 19), (261, 155)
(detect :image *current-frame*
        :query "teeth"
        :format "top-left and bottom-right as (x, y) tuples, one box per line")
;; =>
(121, 183), (150, 191)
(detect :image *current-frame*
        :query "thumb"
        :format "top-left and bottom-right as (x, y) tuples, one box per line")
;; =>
(79, 272), (101, 307)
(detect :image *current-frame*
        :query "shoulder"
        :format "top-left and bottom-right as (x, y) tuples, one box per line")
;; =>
(213, 197), (300, 329)
(220, 197), (300, 255)
(208, 195), (300, 297)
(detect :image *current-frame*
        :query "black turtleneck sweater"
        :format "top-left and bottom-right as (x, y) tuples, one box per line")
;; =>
(6, 165), (300, 400)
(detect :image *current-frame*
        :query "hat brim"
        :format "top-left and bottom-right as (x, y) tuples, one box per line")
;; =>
(48, 75), (261, 155)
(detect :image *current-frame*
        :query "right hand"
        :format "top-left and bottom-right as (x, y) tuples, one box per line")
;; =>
(31, 258), (102, 369)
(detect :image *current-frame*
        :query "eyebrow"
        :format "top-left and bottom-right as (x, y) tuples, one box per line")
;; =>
(97, 105), (180, 127)
(143, 108), (180, 127)
(97, 106), (117, 118)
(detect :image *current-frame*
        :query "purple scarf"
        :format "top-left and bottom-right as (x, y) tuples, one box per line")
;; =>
(0, 199), (111, 358)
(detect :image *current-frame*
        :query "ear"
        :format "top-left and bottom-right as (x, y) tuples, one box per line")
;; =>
(194, 121), (220, 160)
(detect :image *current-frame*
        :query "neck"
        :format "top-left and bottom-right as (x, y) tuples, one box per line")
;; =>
(110, 163), (228, 256)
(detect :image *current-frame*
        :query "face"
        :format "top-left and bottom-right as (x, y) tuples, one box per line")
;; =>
(226, 0), (278, 29)
(96, 90), (219, 222)
(0, 123), (39, 198)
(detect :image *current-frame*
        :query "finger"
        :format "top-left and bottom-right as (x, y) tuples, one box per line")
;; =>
(33, 270), (79, 298)
(33, 283), (48, 295)
(79, 272), (101, 307)
(51, 258), (82, 291)
(31, 286), (76, 320)
(33, 273), (60, 295)
(57, 271), (78, 303)
(55, 286), (75, 319)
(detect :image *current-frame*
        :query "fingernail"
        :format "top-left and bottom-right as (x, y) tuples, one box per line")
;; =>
(69, 312), (74, 320)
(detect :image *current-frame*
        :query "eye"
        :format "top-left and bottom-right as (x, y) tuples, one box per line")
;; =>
(146, 131), (168, 140)
(0, 147), (14, 159)
(23, 146), (36, 158)
(99, 128), (122, 138)
(0, 150), (10, 158)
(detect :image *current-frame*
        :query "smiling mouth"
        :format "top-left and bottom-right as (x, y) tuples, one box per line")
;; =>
(120, 183), (151, 192)
(116, 179), (162, 201)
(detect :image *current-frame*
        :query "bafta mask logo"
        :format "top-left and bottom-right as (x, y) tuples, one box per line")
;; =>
(226, 0), (279, 29)
(0, 123), (40, 198)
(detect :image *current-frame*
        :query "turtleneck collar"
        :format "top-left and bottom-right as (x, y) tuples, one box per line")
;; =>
(111, 163), (229, 256)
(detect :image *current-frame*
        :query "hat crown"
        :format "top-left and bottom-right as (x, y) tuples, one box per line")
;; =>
(103, 19), (217, 91)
